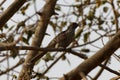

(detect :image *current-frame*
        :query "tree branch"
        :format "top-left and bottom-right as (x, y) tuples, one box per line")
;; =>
(0, 58), (24, 75)
(18, 0), (57, 79)
(60, 30), (120, 80)
(0, 0), (27, 29)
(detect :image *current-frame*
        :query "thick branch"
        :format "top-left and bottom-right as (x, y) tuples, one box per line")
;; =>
(18, 0), (57, 80)
(0, 0), (26, 29)
(60, 31), (120, 80)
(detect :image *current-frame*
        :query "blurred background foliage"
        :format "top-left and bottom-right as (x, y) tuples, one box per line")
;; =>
(0, 0), (120, 79)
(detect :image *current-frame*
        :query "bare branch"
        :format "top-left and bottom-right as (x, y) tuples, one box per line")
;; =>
(18, 0), (58, 79)
(0, 0), (26, 29)
(0, 58), (24, 75)
(60, 30), (120, 80)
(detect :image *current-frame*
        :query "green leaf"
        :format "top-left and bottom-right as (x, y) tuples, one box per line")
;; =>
(12, 74), (17, 79)
(103, 6), (108, 13)
(22, 30), (34, 44)
(22, 37), (29, 44)
(62, 55), (66, 60)
(16, 21), (25, 31)
(61, 22), (67, 28)
(55, 5), (61, 11)
(49, 21), (57, 31)
(101, 0), (107, 4)
(10, 49), (19, 58)
(98, 17), (104, 25)
(98, 25), (104, 30)
(43, 53), (54, 62)
(8, 25), (14, 32)
(4, 24), (8, 28)
(7, 35), (14, 42)
(87, 11), (94, 21)
(20, 3), (30, 15)
(111, 20), (115, 24)
(75, 29), (83, 38)
(84, 32), (90, 42)
(0, 7), (4, 10)
(81, 48), (90, 53)
(27, 31), (33, 40)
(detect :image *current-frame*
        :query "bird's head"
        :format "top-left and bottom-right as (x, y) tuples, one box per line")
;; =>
(71, 22), (79, 28)
(68, 22), (79, 30)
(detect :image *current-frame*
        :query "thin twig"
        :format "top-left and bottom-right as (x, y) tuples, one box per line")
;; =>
(0, 58), (24, 75)
(110, 0), (119, 32)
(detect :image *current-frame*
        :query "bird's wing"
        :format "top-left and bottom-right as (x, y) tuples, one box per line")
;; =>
(47, 31), (67, 48)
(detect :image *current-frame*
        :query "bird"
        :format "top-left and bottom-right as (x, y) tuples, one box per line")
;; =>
(30, 22), (79, 63)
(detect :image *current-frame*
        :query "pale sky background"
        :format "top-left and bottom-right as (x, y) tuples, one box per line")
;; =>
(0, 0), (120, 80)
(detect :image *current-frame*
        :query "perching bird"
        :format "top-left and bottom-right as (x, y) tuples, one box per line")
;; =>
(30, 23), (79, 63)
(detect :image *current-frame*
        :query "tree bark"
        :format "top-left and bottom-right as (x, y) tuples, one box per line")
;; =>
(0, 0), (27, 29)
(18, 0), (57, 80)
(60, 31), (120, 80)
